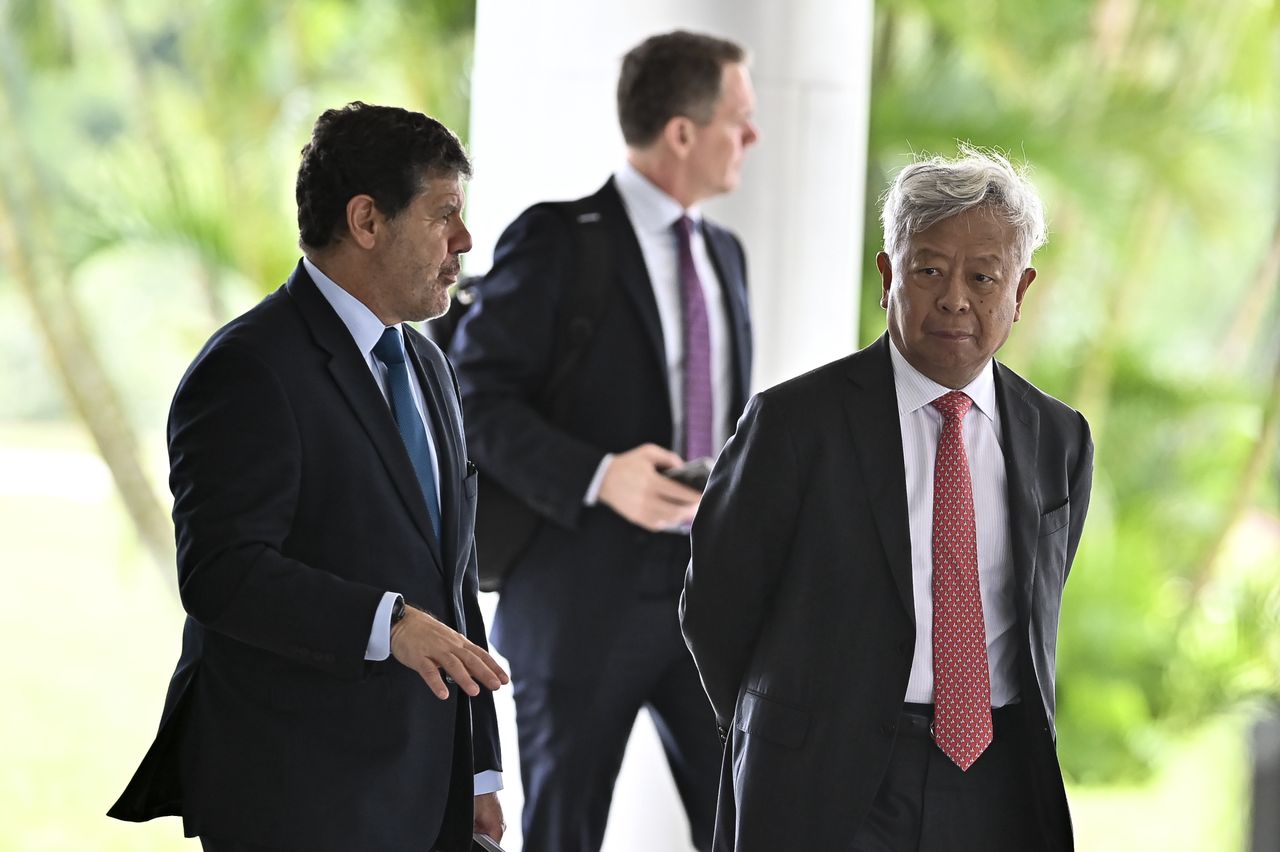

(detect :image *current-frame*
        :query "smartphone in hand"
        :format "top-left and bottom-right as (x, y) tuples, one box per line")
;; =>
(661, 457), (713, 492)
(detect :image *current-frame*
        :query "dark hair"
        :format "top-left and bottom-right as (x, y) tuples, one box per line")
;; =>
(616, 30), (746, 148)
(295, 101), (472, 250)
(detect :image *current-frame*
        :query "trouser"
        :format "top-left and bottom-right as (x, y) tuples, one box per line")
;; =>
(851, 703), (1044, 852)
(513, 595), (721, 852)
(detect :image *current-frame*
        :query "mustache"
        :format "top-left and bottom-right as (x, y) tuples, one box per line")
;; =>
(440, 258), (462, 277)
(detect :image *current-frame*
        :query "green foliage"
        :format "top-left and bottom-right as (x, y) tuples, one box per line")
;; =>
(1, 0), (477, 332)
(866, 0), (1280, 783)
(3, 0), (1276, 801)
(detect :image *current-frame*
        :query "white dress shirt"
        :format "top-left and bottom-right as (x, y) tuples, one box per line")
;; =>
(306, 257), (501, 794)
(584, 162), (736, 504)
(889, 339), (1019, 708)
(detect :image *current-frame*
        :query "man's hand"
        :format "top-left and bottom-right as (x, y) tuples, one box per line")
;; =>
(390, 607), (509, 699)
(473, 791), (505, 842)
(598, 443), (702, 531)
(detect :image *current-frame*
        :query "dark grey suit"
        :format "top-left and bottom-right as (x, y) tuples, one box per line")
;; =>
(681, 334), (1092, 852)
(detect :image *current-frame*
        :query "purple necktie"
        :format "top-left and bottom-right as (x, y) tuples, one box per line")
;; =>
(675, 215), (714, 460)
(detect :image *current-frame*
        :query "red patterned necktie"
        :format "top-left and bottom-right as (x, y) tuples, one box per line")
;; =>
(929, 390), (993, 771)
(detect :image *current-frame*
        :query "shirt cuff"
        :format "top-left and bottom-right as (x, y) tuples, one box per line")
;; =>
(583, 453), (614, 506)
(364, 590), (401, 661)
(474, 770), (503, 795)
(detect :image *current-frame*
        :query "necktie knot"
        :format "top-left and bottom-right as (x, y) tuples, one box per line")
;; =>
(373, 327), (406, 365)
(675, 215), (696, 240)
(931, 390), (973, 423)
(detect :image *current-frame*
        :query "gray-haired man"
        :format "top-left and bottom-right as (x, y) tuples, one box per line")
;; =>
(681, 147), (1091, 851)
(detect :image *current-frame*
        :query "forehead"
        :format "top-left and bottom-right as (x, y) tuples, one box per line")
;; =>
(713, 62), (755, 113)
(413, 172), (466, 205)
(903, 207), (1018, 259)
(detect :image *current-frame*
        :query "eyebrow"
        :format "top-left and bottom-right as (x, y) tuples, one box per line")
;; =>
(910, 248), (1004, 265)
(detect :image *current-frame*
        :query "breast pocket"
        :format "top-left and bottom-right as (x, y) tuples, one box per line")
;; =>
(1039, 500), (1070, 537)
(458, 466), (479, 544)
(1037, 500), (1071, 590)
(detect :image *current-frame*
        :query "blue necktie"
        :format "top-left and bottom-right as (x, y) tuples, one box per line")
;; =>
(372, 327), (442, 542)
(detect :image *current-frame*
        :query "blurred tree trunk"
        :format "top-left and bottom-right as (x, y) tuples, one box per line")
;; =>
(0, 58), (175, 577)
(1219, 214), (1280, 367)
(1185, 311), (1280, 605)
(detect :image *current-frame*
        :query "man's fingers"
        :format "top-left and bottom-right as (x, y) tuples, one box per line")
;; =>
(440, 656), (482, 697)
(419, 667), (451, 700)
(457, 647), (508, 691)
(429, 643), (509, 696)
(637, 443), (684, 468)
(471, 648), (510, 685)
(651, 473), (701, 503)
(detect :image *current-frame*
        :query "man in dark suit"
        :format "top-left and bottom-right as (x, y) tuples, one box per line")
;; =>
(108, 102), (510, 852)
(448, 31), (758, 852)
(682, 148), (1093, 852)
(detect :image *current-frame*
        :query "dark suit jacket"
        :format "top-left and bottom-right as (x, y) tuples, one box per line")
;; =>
(108, 262), (501, 852)
(681, 335), (1093, 852)
(449, 178), (752, 676)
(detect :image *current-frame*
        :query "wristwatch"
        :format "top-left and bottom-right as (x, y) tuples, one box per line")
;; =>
(390, 594), (407, 626)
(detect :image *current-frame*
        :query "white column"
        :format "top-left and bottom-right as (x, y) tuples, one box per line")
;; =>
(468, 0), (873, 389)
(468, 4), (872, 851)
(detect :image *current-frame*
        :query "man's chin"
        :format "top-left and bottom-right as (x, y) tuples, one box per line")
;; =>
(403, 293), (453, 324)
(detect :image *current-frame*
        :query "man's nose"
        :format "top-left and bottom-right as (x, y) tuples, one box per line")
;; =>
(937, 273), (970, 312)
(452, 219), (473, 255)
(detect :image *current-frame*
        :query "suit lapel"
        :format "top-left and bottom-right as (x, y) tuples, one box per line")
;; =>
(598, 179), (670, 388)
(995, 362), (1041, 621)
(843, 335), (915, 620)
(703, 223), (753, 414)
(405, 333), (456, 577)
(285, 263), (445, 575)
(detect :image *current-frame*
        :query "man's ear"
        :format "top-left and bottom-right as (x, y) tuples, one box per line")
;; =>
(876, 252), (893, 310)
(346, 194), (381, 250)
(661, 116), (696, 158)
(1012, 266), (1037, 322)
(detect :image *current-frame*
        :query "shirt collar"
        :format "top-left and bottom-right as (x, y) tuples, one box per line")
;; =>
(887, 335), (998, 424)
(613, 160), (701, 235)
(302, 255), (401, 358)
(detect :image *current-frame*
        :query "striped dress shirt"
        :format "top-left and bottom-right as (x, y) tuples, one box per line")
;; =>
(890, 340), (1020, 708)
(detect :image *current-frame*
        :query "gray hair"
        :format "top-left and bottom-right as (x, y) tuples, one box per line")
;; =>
(879, 144), (1047, 269)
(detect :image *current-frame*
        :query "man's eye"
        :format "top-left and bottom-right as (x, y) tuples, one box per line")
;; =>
(975, 274), (993, 283)
(918, 267), (940, 276)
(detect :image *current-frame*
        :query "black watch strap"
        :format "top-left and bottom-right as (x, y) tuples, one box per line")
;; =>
(390, 594), (407, 626)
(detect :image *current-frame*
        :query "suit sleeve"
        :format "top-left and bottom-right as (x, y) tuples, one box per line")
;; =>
(449, 205), (606, 529)
(681, 392), (803, 729)
(459, 536), (502, 773)
(1064, 411), (1094, 579)
(169, 340), (384, 678)
(428, 342), (503, 774)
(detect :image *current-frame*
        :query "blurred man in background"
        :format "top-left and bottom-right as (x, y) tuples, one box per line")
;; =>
(449, 30), (758, 852)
